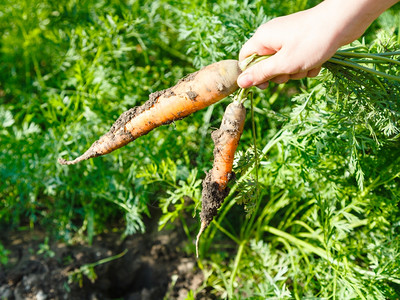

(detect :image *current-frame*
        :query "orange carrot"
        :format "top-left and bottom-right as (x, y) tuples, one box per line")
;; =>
(196, 101), (246, 257)
(58, 60), (241, 165)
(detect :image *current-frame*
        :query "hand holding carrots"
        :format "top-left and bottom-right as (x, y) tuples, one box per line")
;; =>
(237, 0), (399, 89)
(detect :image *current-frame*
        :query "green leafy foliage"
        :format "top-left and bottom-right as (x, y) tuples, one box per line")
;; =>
(0, 242), (10, 266)
(1, 0), (400, 298)
(198, 35), (400, 300)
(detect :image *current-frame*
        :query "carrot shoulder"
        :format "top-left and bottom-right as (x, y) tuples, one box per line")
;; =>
(58, 59), (241, 165)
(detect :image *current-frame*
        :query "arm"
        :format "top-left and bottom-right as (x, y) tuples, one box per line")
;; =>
(237, 0), (400, 89)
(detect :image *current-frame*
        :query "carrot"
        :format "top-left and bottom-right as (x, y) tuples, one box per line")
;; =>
(196, 100), (246, 257)
(58, 59), (241, 165)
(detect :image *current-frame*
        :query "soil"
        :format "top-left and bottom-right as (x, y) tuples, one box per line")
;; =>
(185, 91), (198, 101)
(0, 224), (209, 300)
(175, 71), (198, 85)
(200, 171), (231, 228)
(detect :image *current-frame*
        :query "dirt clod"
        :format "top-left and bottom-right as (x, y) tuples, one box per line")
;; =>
(200, 172), (231, 228)
(186, 90), (198, 101)
(216, 82), (225, 92)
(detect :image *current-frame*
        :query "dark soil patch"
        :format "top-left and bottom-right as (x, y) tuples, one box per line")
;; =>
(186, 91), (198, 101)
(200, 171), (231, 228)
(0, 226), (208, 300)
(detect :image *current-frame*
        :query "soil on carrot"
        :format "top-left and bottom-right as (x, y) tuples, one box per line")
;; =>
(109, 94), (159, 135)
(186, 90), (198, 101)
(200, 171), (232, 228)
(0, 222), (210, 300)
(105, 88), (176, 137)
(176, 71), (198, 85)
(100, 85), (175, 139)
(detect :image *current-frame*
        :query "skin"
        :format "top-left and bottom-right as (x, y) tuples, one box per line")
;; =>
(237, 0), (400, 89)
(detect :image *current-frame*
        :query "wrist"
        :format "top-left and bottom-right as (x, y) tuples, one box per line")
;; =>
(316, 0), (399, 47)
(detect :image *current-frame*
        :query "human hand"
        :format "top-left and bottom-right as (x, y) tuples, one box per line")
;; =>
(237, 6), (339, 89)
(237, 0), (399, 89)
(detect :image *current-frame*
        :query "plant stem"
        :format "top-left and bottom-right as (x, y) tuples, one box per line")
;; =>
(263, 225), (327, 259)
(327, 57), (400, 82)
(263, 225), (400, 285)
(243, 92), (261, 238)
(229, 241), (245, 296)
(374, 51), (400, 57)
(334, 51), (400, 65)
(212, 220), (241, 244)
(242, 51), (400, 82)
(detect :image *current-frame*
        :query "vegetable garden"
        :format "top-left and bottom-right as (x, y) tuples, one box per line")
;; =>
(1, 0), (400, 298)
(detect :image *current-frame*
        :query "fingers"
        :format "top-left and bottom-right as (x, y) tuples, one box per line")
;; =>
(290, 71), (308, 80)
(237, 52), (322, 88)
(307, 67), (321, 78)
(239, 40), (276, 62)
(237, 50), (288, 88)
(256, 81), (269, 90)
(271, 74), (290, 84)
(239, 24), (278, 61)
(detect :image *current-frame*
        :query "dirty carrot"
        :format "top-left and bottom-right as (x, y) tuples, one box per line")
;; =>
(58, 59), (241, 165)
(196, 100), (246, 257)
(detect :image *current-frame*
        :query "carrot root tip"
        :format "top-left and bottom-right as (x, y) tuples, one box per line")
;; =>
(195, 221), (207, 258)
(57, 158), (69, 165)
(57, 155), (89, 165)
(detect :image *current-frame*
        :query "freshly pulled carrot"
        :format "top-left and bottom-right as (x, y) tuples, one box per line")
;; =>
(58, 60), (241, 165)
(196, 100), (246, 257)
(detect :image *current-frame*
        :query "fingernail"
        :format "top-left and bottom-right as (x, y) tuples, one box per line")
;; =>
(237, 73), (253, 88)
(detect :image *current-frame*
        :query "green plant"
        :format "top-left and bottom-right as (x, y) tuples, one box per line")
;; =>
(37, 237), (55, 258)
(0, 242), (10, 266)
(68, 249), (127, 287)
(195, 33), (400, 298)
(1, 0), (399, 298)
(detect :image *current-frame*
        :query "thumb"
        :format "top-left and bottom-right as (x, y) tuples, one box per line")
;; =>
(237, 51), (289, 88)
